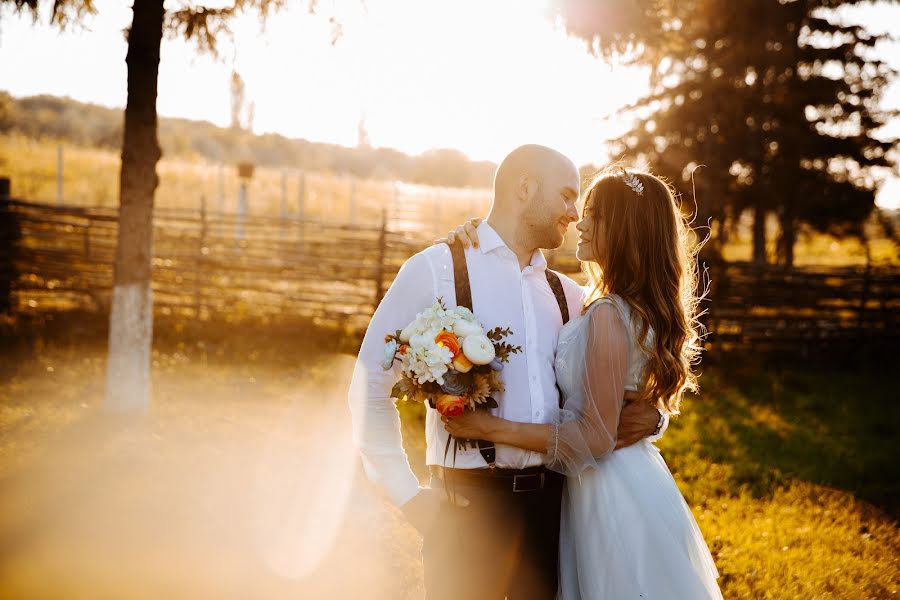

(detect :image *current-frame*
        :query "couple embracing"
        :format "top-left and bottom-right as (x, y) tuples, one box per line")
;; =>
(349, 145), (722, 599)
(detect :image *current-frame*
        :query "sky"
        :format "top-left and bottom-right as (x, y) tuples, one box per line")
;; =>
(0, 0), (898, 207)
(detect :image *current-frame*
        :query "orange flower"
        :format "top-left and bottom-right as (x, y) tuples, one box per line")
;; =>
(434, 329), (462, 358)
(452, 354), (474, 373)
(399, 344), (409, 355)
(435, 394), (467, 417)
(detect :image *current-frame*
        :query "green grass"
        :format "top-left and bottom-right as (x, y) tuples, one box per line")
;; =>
(397, 356), (900, 599)
(660, 362), (899, 598)
(1, 315), (898, 598)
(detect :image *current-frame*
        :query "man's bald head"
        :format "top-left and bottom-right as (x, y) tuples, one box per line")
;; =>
(493, 144), (578, 203)
(488, 144), (581, 251)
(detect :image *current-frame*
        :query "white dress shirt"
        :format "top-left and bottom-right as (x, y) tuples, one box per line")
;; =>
(349, 222), (584, 507)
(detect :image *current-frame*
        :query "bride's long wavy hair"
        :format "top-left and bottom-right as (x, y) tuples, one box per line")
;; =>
(581, 167), (705, 414)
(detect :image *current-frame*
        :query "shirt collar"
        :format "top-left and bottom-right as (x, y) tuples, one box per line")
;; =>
(477, 221), (548, 272)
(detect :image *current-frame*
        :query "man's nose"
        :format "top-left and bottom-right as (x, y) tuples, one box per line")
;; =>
(566, 204), (580, 222)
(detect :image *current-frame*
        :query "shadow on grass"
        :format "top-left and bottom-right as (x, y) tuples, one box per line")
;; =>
(664, 354), (900, 520)
(2, 309), (364, 367)
(5, 311), (897, 521)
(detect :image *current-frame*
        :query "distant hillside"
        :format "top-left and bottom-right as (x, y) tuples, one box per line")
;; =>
(0, 90), (497, 188)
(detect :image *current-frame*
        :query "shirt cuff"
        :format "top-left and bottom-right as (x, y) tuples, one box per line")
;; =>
(393, 478), (423, 508)
(647, 410), (669, 443)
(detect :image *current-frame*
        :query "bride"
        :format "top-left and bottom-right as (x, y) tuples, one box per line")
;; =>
(442, 167), (723, 599)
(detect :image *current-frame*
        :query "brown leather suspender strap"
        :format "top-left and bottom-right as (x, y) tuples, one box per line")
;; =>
(544, 269), (570, 325)
(448, 241), (496, 467)
(447, 243), (571, 466)
(545, 268), (570, 411)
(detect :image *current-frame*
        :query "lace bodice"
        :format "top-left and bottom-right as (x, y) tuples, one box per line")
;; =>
(555, 294), (650, 397)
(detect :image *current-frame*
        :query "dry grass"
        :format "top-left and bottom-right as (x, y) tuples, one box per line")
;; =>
(0, 315), (422, 600)
(0, 134), (491, 236)
(1, 314), (897, 599)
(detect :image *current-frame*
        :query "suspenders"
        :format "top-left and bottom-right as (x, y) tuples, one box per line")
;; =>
(448, 241), (570, 467)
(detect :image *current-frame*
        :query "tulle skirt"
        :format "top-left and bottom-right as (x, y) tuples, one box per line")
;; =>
(558, 440), (723, 600)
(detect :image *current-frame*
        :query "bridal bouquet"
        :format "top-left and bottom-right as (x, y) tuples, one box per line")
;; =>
(382, 299), (521, 419)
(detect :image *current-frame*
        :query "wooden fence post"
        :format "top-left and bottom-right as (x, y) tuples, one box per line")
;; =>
(57, 145), (64, 207)
(217, 163), (225, 214)
(197, 194), (208, 314)
(298, 172), (306, 253)
(0, 178), (18, 314)
(83, 223), (92, 260)
(348, 176), (357, 224)
(236, 159), (255, 245)
(236, 181), (247, 242)
(391, 181), (399, 228)
(374, 208), (388, 308)
(298, 172), (306, 220)
(280, 170), (288, 240)
(858, 241), (871, 330)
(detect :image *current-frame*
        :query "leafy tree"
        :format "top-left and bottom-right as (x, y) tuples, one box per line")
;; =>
(558, 0), (896, 266)
(2, 0), (321, 412)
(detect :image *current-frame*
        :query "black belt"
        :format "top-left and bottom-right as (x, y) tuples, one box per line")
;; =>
(430, 465), (560, 493)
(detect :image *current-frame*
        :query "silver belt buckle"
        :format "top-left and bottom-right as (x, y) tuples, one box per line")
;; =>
(512, 472), (545, 493)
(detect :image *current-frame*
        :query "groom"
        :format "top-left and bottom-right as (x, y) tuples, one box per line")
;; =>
(349, 144), (666, 599)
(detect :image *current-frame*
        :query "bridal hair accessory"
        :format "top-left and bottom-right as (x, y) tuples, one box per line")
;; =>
(623, 170), (645, 196)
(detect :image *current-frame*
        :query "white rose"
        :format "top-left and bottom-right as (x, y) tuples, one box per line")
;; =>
(440, 314), (459, 331)
(399, 323), (415, 343)
(453, 306), (477, 322)
(409, 333), (430, 349)
(462, 334), (496, 365)
(381, 340), (399, 370)
(453, 319), (484, 338)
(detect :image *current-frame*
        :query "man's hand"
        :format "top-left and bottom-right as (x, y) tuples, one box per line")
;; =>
(400, 486), (470, 535)
(615, 399), (662, 450)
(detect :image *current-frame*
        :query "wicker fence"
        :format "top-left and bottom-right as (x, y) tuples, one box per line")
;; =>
(2, 196), (898, 353)
(1, 197), (425, 332)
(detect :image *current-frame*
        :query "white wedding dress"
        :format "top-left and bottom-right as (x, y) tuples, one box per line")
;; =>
(549, 295), (722, 599)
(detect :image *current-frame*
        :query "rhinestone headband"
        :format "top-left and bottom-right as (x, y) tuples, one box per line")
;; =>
(623, 170), (644, 196)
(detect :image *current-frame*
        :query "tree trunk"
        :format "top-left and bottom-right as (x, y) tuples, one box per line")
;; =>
(777, 212), (796, 269)
(105, 0), (165, 413)
(752, 202), (767, 266)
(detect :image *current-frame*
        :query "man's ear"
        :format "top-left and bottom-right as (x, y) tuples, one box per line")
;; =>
(516, 175), (534, 203)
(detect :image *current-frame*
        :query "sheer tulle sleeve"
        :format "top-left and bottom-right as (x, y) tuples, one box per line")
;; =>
(546, 301), (629, 477)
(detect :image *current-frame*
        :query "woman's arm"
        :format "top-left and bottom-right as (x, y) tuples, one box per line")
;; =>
(545, 302), (629, 474)
(443, 412), (552, 454)
(444, 302), (631, 468)
(433, 218), (483, 248)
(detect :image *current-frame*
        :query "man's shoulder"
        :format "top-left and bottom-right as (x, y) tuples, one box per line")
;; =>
(548, 270), (587, 308)
(551, 270), (585, 294)
(402, 244), (452, 269)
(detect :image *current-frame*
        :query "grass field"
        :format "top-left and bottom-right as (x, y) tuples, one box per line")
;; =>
(0, 133), (490, 235)
(2, 133), (897, 266)
(1, 313), (897, 599)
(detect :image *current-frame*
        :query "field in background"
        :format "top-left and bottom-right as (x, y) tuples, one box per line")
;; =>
(1, 314), (897, 599)
(2, 134), (897, 267)
(0, 134), (490, 237)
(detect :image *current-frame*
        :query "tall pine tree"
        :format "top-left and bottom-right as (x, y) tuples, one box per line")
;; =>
(559, 0), (896, 266)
